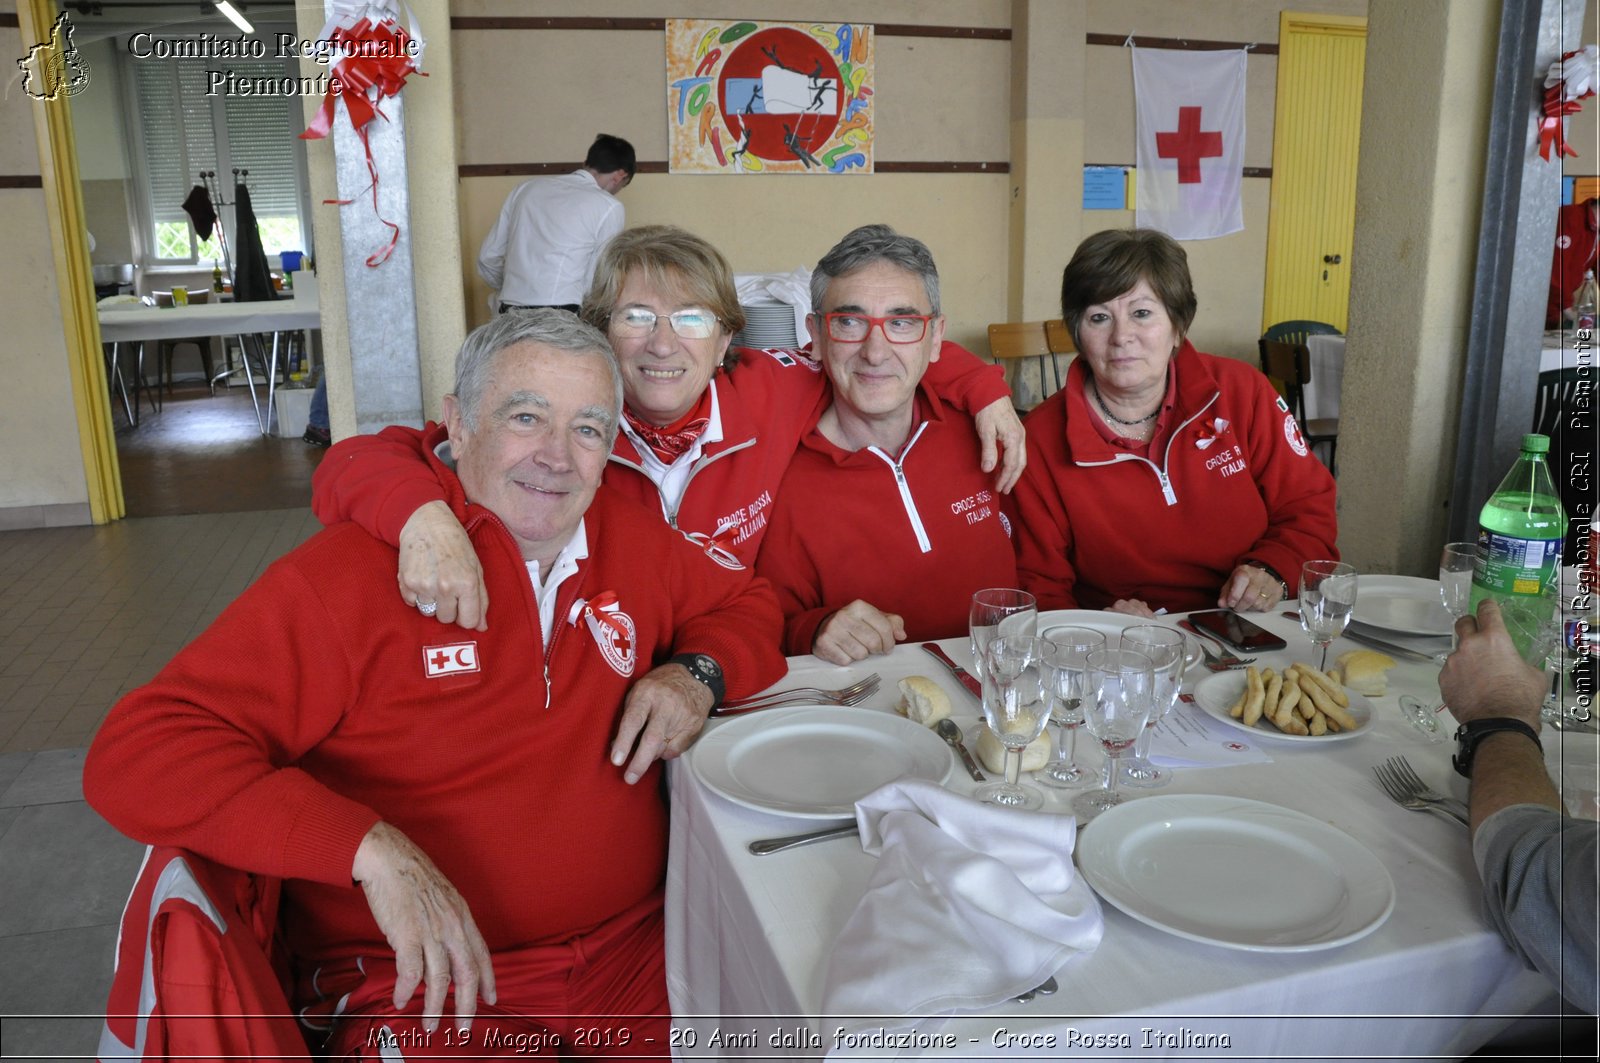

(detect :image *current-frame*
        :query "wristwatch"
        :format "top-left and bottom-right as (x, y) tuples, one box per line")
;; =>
(1452, 717), (1542, 778)
(669, 652), (725, 706)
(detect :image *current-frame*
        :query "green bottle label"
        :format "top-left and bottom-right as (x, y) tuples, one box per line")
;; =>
(1475, 531), (1561, 596)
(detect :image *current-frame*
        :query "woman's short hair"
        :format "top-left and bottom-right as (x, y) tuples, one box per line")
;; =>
(454, 308), (622, 440)
(581, 225), (746, 338)
(1059, 228), (1197, 346)
(809, 223), (942, 315)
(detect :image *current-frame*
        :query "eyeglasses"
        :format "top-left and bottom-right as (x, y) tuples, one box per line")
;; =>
(821, 312), (936, 344)
(611, 307), (719, 340)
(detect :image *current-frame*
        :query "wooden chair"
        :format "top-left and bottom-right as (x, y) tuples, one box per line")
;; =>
(1044, 318), (1076, 357)
(1259, 338), (1340, 473)
(155, 289), (217, 394)
(988, 321), (1064, 407)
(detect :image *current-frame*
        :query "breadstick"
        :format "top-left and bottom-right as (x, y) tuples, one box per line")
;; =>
(1241, 667), (1265, 728)
(1227, 682), (1249, 719)
(1300, 673), (1359, 730)
(1274, 675), (1302, 729)
(1291, 663), (1350, 708)
(1251, 670), (1282, 729)
(1307, 709), (1328, 736)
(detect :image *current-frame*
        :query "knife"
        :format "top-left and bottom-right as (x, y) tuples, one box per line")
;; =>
(921, 642), (982, 700)
(1335, 626), (1444, 663)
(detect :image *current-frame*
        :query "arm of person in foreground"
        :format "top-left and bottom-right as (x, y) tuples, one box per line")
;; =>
(924, 341), (1026, 493)
(609, 547), (788, 784)
(83, 561), (496, 1032)
(753, 514), (905, 662)
(313, 427), (488, 630)
(1439, 599), (1600, 1012)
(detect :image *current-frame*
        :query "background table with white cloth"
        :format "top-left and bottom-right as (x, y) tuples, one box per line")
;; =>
(665, 607), (1578, 1061)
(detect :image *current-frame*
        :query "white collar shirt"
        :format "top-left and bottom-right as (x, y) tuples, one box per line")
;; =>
(476, 169), (625, 307)
(525, 520), (589, 646)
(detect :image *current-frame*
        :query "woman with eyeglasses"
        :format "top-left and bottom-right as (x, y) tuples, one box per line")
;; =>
(312, 225), (1022, 628)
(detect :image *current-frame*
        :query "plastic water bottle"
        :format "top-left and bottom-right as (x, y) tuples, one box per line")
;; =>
(1470, 434), (1566, 658)
(1575, 269), (1598, 331)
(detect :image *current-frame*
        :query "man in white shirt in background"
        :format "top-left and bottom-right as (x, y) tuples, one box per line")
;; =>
(478, 133), (636, 314)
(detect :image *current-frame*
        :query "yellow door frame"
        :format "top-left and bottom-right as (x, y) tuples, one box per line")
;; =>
(20, 0), (123, 523)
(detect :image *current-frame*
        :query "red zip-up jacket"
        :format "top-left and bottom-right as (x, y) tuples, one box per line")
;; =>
(311, 343), (1010, 566)
(1012, 342), (1338, 612)
(86, 435), (786, 965)
(756, 386), (1019, 653)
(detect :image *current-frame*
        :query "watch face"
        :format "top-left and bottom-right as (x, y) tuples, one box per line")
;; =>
(695, 654), (722, 678)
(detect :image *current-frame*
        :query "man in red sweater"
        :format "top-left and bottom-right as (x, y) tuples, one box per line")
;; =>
(84, 311), (786, 1058)
(755, 225), (1018, 663)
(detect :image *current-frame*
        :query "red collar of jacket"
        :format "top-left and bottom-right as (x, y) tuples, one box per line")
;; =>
(797, 380), (951, 466)
(1062, 340), (1220, 464)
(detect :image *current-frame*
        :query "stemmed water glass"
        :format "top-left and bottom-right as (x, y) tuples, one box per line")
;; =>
(975, 635), (1051, 811)
(1037, 628), (1106, 790)
(1299, 560), (1358, 670)
(1437, 542), (1477, 659)
(1117, 626), (1186, 789)
(969, 588), (1037, 681)
(1071, 648), (1156, 823)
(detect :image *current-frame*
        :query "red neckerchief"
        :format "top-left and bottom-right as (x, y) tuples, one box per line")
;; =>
(623, 389), (712, 464)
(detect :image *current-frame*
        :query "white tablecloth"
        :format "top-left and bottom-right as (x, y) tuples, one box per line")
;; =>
(1303, 334), (1346, 421)
(97, 287), (320, 342)
(666, 608), (1563, 1061)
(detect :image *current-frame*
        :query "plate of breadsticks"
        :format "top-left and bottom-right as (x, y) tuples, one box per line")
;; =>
(1193, 663), (1373, 743)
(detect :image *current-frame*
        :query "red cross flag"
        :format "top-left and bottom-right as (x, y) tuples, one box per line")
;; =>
(1132, 46), (1247, 240)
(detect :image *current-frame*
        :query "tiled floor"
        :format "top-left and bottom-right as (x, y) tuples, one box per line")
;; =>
(0, 508), (321, 1060)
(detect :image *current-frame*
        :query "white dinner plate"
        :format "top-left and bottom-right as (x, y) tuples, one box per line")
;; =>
(1077, 794), (1395, 952)
(1193, 670), (1373, 743)
(688, 705), (953, 820)
(1039, 609), (1204, 672)
(1351, 575), (1455, 637)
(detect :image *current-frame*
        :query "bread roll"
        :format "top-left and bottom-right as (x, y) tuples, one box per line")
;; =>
(975, 720), (1052, 773)
(1334, 649), (1396, 696)
(897, 675), (952, 726)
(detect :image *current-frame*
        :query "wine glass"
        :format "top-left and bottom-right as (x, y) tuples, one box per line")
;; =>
(1117, 626), (1186, 789)
(1299, 560), (1358, 670)
(1071, 648), (1155, 823)
(1437, 542), (1477, 659)
(969, 588), (1037, 681)
(1037, 628), (1107, 790)
(975, 635), (1051, 810)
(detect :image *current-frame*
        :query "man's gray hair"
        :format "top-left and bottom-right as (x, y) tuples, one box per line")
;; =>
(453, 309), (624, 438)
(809, 224), (942, 316)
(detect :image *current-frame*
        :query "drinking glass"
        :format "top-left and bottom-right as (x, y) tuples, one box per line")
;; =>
(975, 635), (1051, 811)
(1299, 560), (1358, 670)
(1071, 648), (1155, 823)
(1118, 626), (1186, 789)
(1037, 628), (1106, 790)
(969, 588), (1037, 682)
(1437, 542), (1477, 661)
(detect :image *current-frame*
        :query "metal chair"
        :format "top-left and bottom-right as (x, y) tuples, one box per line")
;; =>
(988, 321), (1066, 409)
(1261, 319), (1341, 347)
(1259, 338), (1340, 473)
(156, 289), (217, 394)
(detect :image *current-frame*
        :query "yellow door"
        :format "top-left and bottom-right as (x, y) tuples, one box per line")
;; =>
(1262, 12), (1367, 333)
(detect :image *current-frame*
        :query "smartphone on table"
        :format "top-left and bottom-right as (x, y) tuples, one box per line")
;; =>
(1186, 608), (1289, 652)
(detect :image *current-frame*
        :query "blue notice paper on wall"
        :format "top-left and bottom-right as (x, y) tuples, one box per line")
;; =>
(1084, 166), (1127, 210)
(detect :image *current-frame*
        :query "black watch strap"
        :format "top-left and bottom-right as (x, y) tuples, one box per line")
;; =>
(1452, 717), (1542, 778)
(1244, 560), (1290, 598)
(668, 652), (725, 706)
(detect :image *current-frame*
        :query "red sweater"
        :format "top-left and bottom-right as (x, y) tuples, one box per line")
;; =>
(1011, 343), (1338, 612)
(1548, 198), (1599, 327)
(311, 343), (1010, 566)
(85, 450), (786, 965)
(755, 387), (1019, 653)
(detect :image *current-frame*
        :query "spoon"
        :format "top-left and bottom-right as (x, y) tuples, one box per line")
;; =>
(936, 718), (987, 781)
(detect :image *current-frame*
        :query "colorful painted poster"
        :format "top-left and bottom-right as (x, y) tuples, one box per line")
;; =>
(666, 19), (874, 175)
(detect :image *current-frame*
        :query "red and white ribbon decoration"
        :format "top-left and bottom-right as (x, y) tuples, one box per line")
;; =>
(1538, 44), (1597, 162)
(571, 591), (630, 642)
(300, 1), (427, 265)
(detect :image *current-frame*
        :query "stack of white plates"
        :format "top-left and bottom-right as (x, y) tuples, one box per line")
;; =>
(736, 300), (799, 348)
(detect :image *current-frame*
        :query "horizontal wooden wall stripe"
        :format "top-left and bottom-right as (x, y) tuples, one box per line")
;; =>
(1085, 163), (1274, 179)
(1086, 32), (1278, 54)
(460, 161), (1008, 178)
(0, 175), (45, 188)
(449, 17), (1009, 39)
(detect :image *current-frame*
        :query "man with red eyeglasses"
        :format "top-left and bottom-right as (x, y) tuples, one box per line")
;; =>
(755, 225), (1019, 663)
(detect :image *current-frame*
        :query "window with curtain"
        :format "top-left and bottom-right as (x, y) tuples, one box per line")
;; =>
(127, 53), (307, 265)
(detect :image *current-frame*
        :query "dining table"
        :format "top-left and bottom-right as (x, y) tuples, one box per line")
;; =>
(97, 283), (321, 435)
(665, 603), (1591, 1061)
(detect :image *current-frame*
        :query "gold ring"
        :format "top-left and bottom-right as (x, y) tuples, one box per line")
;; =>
(1256, 589), (1269, 600)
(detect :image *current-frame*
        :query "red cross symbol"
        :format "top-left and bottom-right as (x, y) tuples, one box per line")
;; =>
(430, 650), (451, 670)
(1156, 106), (1223, 184)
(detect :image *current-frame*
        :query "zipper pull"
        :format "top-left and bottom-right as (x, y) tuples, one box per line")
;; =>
(1157, 470), (1177, 506)
(543, 660), (552, 710)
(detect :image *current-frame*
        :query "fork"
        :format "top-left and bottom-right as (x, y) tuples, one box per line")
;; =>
(1371, 758), (1469, 827)
(1176, 620), (1256, 670)
(713, 673), (882, 716)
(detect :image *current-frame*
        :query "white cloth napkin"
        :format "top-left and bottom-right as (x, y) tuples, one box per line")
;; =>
(820, 779), (1103, 1038)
